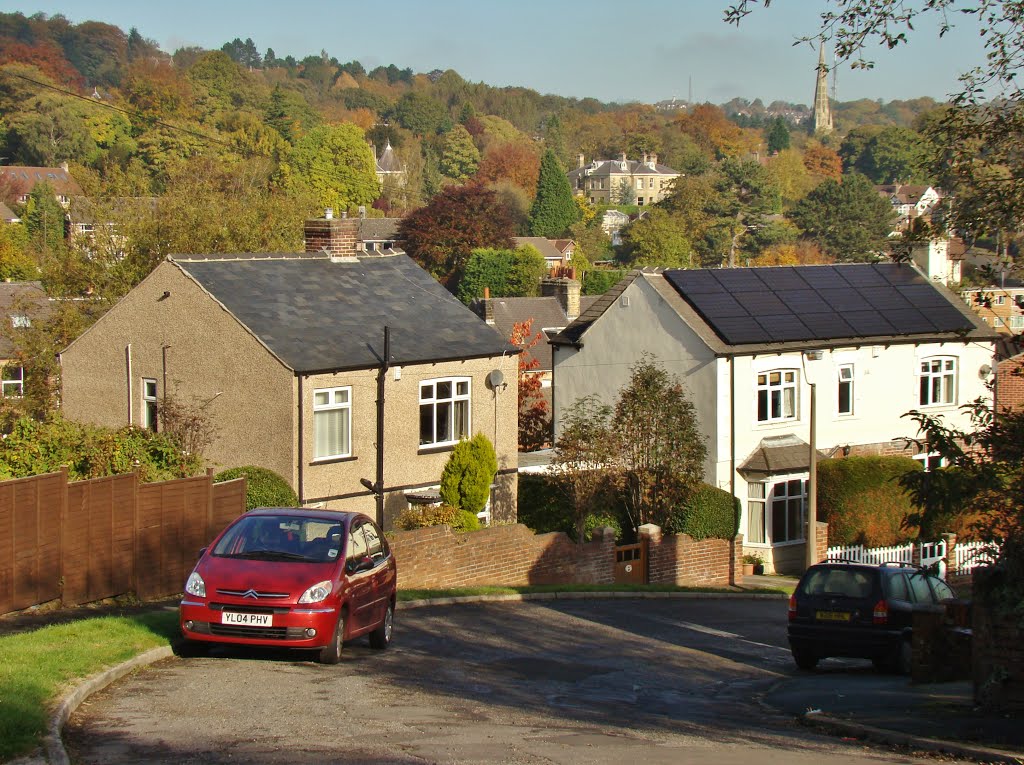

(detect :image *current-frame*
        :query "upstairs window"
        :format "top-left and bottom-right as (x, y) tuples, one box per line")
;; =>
(919, 357), (956, 406)
(757, 369), (798, 423)
(420, 378), (470, 447)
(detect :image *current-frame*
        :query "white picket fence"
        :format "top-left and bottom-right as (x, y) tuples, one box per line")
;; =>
(826, 538), (1000, 576)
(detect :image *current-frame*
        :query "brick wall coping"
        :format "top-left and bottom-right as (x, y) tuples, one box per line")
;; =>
(398, 590), (788, 608)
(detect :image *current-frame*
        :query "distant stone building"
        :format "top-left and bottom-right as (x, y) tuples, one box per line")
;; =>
(372, 142), (405, 188)
(567, 153), (680, 207)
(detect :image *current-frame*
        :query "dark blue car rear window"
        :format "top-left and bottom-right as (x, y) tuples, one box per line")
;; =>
(801, 568), (874, 598)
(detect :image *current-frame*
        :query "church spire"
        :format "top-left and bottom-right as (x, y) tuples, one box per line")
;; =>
(813, 40), (833, 134)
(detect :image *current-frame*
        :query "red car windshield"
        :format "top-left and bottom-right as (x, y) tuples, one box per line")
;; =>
(213, 515), (343, 563)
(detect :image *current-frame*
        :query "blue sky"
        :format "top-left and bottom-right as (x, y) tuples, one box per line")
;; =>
(2, 1), (987, 106)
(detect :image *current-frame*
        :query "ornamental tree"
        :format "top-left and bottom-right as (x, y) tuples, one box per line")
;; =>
(528, 149), (580, 237)
(510, 319), (550, 451)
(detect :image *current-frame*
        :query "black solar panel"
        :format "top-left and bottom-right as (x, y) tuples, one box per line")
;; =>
(662, 264), (978, 346)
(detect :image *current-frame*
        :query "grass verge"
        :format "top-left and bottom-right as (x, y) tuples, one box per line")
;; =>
(0, 583), (789, 761)
(0, 609), (179, 761)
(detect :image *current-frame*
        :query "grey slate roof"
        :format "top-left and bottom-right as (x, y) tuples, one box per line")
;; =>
(739, 435), (826, 477)
(480, 295), (600, 371)
(174, 254), (517, 373)
(359, 218), (402, 242)
(512, 237), (565, 262)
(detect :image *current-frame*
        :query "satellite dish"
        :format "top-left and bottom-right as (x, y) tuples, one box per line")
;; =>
(487, 369), (505, 389)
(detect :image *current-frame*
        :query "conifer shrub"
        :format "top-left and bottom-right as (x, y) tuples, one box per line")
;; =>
(517, 473), (574, 535)
(664, 483), (740, 540)
(439, 433), (497, 515)
(817, 455), (923, 546)
(214, 465), (298, 510)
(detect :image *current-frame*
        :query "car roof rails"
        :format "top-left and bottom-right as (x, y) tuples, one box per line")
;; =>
(879, 561), (919, 569)
(824, 558), (864, 565)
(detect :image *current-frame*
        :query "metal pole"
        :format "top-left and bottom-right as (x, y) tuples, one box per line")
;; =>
(375, 327), (390, 526)
(806, 382), (818, 569)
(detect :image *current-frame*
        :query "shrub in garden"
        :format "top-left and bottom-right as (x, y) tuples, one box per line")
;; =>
(817, 455), (922, 546)
(214, 465), (298, 510)
(439, 433), (498, 515)
(394, 503), (479, 532)
(664, 483), (740, 540)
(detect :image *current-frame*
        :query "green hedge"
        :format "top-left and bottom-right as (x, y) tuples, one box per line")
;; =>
(214, 466), (298, 510)
(582, 269), (629, 295)
(817, 456), (922, 546)
(665, 483), (740, 540)
(394, 504), (480, 532)
(517, 473), (574, 535)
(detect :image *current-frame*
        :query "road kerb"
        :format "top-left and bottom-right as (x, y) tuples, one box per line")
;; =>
(802, 710), (1024, 764)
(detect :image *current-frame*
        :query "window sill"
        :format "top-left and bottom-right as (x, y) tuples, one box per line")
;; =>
(417, 444), (456, 455)
(770, 539), (807, 548)
(309, 455), (357, 466)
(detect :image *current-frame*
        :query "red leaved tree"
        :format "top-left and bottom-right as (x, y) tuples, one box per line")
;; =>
(398, 185), (515, 285)
(510, 319), (550, 451)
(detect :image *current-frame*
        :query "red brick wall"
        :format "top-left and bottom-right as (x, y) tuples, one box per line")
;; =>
(388, 523), (616, 590)
(638, 524), (740, 587)
(996, 355), (1024, 412)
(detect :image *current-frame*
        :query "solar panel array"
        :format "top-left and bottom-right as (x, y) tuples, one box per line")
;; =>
(663, 264), (974, 346)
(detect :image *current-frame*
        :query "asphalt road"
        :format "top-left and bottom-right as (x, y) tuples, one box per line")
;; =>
(63, 598), (951, 764)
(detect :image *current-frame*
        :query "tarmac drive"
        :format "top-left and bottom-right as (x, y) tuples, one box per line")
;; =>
(63, 598), (968, 764)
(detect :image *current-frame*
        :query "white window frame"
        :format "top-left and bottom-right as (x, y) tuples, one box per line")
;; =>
(747, 482), (766, 544)
(2, 365), (23, 398)
(10, 314), (29, 328)
(837, 363), (854, 416)
(756, 369), (798, 423)
(313, 386), (352, 461)
(142, 378), (158, 431)
(419, 377), (471, 448)
(919, 356), (957, 407)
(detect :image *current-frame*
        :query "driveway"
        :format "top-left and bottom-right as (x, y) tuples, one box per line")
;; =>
(64, 598), (943, 764)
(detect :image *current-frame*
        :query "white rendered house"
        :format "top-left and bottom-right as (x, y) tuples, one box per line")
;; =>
(550, 264), (997, 574)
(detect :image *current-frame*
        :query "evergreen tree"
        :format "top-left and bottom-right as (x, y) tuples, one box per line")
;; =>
(528, 149), (579, 238)
(23, 182), (65, 253)
(766, 117), (791, 154)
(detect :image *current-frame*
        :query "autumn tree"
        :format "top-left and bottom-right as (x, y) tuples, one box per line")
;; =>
(475, 142), (541, 194)
(528, 149), (580, 238)
(802, 142), (843, 179)
(439, 124), (480, 181)
(398, 185), (515, 284)
(285, 123), (379, 213)
(510, 319), (551, 451)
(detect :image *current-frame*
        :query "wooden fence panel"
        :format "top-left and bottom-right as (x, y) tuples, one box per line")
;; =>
(210, 478), (246, 541)
(64, 474), (137, 607)
(137, 476), (212, 599)
(1, 469), (247, 615)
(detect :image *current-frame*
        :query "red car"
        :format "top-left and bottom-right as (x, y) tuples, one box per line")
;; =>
(179, 507), (397, 664)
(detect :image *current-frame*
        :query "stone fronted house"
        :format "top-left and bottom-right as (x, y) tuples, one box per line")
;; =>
(59, 215), (520, 529)
(567, 153), (680, 207)
(550, 264), (997, 574)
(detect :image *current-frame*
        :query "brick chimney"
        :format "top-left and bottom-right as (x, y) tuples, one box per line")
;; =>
(481, 286), (494, 324)
(541, 276), (582, 321)
(578, 153), (585, 169)
(304, 210), (360, 258)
